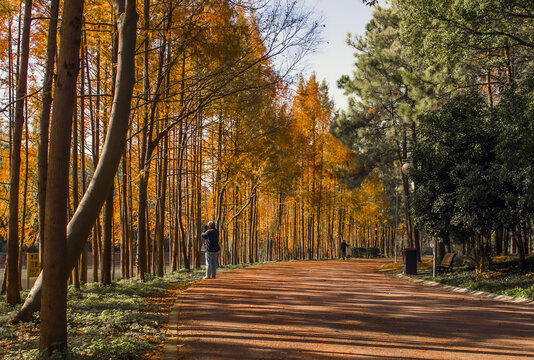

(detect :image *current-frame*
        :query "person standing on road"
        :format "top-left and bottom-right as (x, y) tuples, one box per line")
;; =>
(201, 221), (220, 279)
(340, 240), (349, 260)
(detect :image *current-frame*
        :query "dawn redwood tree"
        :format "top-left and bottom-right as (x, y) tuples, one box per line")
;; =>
(12, 0), (138, 324)
(7, 0), (32, 307)
(132, 0), (322, 276)
(101, 188), (113, 285)
(12, 0), (321, 322)
(37, 0), (60, 271)
(39, 0), (84, 354)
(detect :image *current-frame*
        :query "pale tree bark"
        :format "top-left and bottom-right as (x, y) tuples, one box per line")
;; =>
(39, 0), (84, 353)
(12, 0), (138, 324)
(7, 0), (32, 306)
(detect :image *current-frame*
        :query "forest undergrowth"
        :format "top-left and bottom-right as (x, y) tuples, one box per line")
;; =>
(380, 256), (534, 301)
(0, 264), (253, 359)
(425, 256), (534, 300)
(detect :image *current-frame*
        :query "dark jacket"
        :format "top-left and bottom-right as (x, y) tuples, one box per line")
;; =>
(201, 228), (220, 252)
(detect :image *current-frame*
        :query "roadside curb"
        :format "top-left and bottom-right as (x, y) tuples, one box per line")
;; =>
(161, 280), (201, 360)
(396, 273), (534, 306)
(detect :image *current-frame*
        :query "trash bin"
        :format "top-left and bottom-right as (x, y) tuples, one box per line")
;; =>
(402, 248), (417, 275)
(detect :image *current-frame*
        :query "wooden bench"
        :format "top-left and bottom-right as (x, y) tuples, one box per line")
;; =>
(436, 252), (457, 274)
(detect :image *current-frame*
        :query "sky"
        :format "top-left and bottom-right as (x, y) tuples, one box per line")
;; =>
(302, 0), (376, 111)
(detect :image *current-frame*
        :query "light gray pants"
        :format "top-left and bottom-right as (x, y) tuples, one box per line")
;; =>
(205, 252), (218, 278)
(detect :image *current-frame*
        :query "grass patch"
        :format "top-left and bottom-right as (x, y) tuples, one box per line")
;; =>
(419, 255), (534, 300)
(0, 263), (257, 359)
(380, 255), (534, 300)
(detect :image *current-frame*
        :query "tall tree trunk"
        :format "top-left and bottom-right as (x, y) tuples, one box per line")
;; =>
(72, 88), (80, 289)
(12, 0), (137, 324)
(0, 9), (12, 290)
(6, 0), (32, 305)
(195, 122), (202, 268)
(137, 174), (148, 279)
(19, 112), (29, 289)
(136, 0), (170, 278)
(38, 0), (59, 273)
(156, 135), (168, 277)
(80, 47), (88, 285)
(486, 48), (494, 108)
(170, 139), (178, 271)
(136, 0), (150, 281)
(516, 221), (527, 267)
(121, 152), (130, 278)
(316, 170), (322, 259)
(39, 0), (84, 354)
(177, 123), (189, 269)
(7, 0), (33, 306)
(101, 187), (113, 284)
(248, 186), (255, 263)
(85, 36), (100, 283)
(494, 228), (503, 255)
(128, 143), (135, 276)
(522, 220), (529, 256)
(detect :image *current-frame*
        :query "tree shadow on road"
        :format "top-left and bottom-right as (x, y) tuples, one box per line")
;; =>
(175, 260), (534, 359)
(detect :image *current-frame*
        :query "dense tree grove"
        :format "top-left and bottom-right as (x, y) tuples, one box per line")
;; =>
(334, 0), (534, 271)
(1, 0), (534, 355)
(0, 0), (396, 354)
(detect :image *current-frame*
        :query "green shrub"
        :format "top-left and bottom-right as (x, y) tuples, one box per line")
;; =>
(422, 256), (534, 300)
(0, 325), (17, 340)
(72, 335), (153, 360)
(3, 348), (40, 360)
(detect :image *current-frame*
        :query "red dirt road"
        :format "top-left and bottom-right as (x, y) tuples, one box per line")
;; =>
(174, 260), (534, 359)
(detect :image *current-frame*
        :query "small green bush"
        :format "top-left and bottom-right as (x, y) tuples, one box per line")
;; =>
(3, 348), (40, 360)
(72, 335), (153, 360)
(0, 325), (17, 340)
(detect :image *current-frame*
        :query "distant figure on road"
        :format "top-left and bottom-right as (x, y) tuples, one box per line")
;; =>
(201, 221), (220, 279)
(340, 240), (349, 260)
